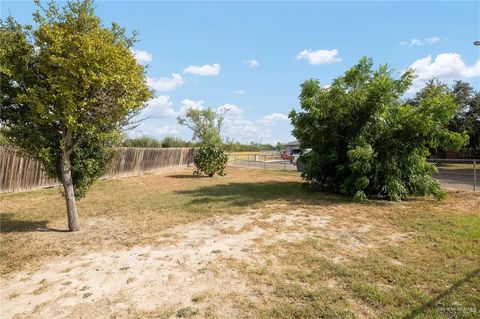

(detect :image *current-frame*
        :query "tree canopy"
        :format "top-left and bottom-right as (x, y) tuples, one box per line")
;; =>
(289, 57), (468, 201)
(177, 107), (226, 146)
(0, 0), (152, 230)
(450, 81), (479, 153)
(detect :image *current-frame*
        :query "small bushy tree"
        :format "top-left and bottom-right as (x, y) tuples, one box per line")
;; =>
(0, 0), (152, 230)
(289, 57), (467, 201)
(193, 145), (228, 177)
(177, 107), (229, 176)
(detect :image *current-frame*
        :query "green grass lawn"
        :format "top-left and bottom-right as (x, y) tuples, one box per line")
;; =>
(1, 167), (479, 318)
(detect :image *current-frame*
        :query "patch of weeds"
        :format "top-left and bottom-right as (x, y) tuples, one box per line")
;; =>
(80, 286), (89, 291)
(126, 277), (137, 284)
(119, 266), (130, 271)
(176, 306), (198, 318)
(197, 268), (208, 274)
(83, 292), (93, 299)
(352, 282), (392, 307)
(191, 292), (209, 303)
(62, 281), (72, 286)
(211, 249), (221, 254)
(8, 292), (20, 300)
(19, 276), (31, 282)
(61, 267), (72, 273)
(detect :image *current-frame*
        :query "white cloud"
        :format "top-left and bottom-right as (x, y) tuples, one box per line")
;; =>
(213, 104), (271, 143)
(147, 73), (184, 92)
(134, 100), (292, 144)
(410, 53), (480, 80)
(243, 59), (259, 68)
(425, 36), (440, 44)
(411, 38), (423, 46)
(183, 63), (221, 76)
(296, 49), (341, 65)
(234, 90), (247, 95)
(154, 125), (180, 136)
(261, 113), (289, 126)
(141, 95), (176, 119)
(407, 53), (480, 92)
(132, 49), (152, 65)
(179, 98), (205, 114)
(400, 36), (441, 46)
(400, 38), (422, 46)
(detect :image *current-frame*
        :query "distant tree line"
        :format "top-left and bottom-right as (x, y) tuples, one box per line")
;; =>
(121, 135), (282, 152)
(122, 136), (195, 148)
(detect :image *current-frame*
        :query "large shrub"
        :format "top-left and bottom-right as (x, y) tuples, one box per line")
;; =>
(194, 145), (228, 177)
(289, 57), (467, 201)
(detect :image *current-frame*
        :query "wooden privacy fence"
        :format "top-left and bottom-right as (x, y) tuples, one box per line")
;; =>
(0, 147), (196, 193)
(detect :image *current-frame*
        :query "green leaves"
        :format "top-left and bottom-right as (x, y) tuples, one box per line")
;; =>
(177, 107), (225, 147)
(290, 57), (467, 201)
(193, 145), (228, 177)
(0, 0), (152, 199)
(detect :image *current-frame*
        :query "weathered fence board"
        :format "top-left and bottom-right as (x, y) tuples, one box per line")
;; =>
(0, 147), (195, 193)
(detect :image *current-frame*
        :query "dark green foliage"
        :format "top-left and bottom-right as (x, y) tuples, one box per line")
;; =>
(289, 57), (468, 201)
(193, 145), (228, 177)
(0, 0), (152, 199)
(161, 136), (195, 148)
(70, 130), (120, 198)
(122, 136), (163, 148)
(407, 80), (480, 155)
(449, 81), (479, 153)
(122, 136), (195, 148)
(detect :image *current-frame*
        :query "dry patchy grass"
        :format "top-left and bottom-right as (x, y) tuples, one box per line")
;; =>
(1, 166), (479, 319)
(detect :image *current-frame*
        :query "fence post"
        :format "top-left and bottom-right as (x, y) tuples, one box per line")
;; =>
(474, 159), (477, 191)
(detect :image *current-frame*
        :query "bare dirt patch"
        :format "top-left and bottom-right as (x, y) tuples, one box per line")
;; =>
(1, 204), (411, 319)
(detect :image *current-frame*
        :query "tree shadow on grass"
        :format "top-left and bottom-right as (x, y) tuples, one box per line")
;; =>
(166, 174), (209, 179)
(174, 181), (358, 207)
(0, 213), (68, 233)
(402, 267), (480, 318)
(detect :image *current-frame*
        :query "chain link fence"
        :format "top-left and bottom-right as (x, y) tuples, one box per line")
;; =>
(426, 159), (478, 192)
(228, 153), (479, 191)
(228, 153), (297, 171)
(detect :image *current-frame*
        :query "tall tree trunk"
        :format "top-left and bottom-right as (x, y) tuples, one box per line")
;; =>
(60, 130), (80, 231)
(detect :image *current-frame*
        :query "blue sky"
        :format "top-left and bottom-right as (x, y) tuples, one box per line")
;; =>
(2, 1), (480, 144)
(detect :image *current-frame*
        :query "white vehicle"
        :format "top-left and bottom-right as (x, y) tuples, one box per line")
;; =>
(291, 148), (311, 172)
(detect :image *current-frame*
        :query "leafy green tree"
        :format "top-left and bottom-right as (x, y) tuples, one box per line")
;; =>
(450, 81), (479, 153)
(289, 57), (467, 201)
(0, 0), (152, 231)
(408, 80), (479, 156)
(161, 136), (194, 148)
(123, 136), (162, 148)
(177, 107), (229, 176)
(177, 107), (226, 146)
